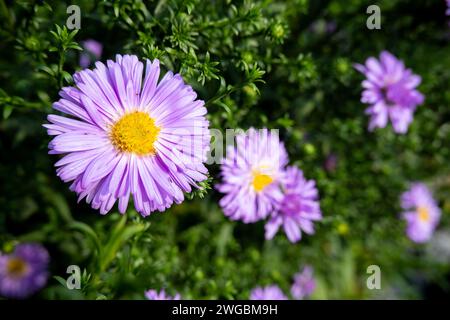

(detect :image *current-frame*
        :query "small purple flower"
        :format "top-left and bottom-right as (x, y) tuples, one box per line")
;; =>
(0, 243), (49, 299)
(447, 0), (450, 16)
(145, 289), (181, 300)
(250, 285), (288, 300)
(291, 266), (316, 299)
(79, 40), (103, 68)
(45, 55), (210, 217)
(324, 153), (338, 172)
(401, 183), (441, 243)
(217, 128), (288, 223)
(354, 51), (425, 134)
(265, 166), (322, 243)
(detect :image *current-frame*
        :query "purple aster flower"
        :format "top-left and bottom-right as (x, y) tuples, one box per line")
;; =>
(447, 0), (450, 16)
(250, 285), (288, 300)
(45, 54), (210, 217)
(401, 183), (441, 243)
(145, 289), (181, 300)
(79, 40), (103, 68)
(216, 128), (288, 223)
(0, 243), (49, 299)
(291, 265), (316, 300)
(265, 166), (321, 243)
(354, 51), (425, 134)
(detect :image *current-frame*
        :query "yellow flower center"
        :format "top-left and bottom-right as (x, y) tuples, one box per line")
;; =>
(6, 258), (28, 278)
(252, 171), (273, 192)
(110, 111), (160, 155)
(417, 206), (430, 222)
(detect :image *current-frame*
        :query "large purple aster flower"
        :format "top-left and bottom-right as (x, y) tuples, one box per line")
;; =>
(216, 128), (288, 223)
(401, 183), (441, 243)
(354, 51), (424, 134)
(145, 289), (181, 300)
(291, 265), (316, 300)
(0, 243), (49, 299)
(265, 166), (321, 243)
(250, 285), (288, 300)
(45, 55), (210, 217)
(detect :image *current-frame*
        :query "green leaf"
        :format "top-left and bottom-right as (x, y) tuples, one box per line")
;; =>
(53, 276), (67, 288)
(3, 105), (13, 119)
(99, 216), (147, 272)
(69, 222), (102, 256)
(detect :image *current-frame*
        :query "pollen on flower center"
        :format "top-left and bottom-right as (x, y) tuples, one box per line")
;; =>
(110, 111), (160, 155)
(252, 171), (273, 192)
(417, 206), (430, 222)
(7, 258), (28, 278)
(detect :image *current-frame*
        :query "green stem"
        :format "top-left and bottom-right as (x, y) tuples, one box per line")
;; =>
(205, 82), (248, 108)
(58, 50), (66, 87)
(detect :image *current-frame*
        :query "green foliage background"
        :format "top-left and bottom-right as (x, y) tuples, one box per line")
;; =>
(0, 0), (449, 299)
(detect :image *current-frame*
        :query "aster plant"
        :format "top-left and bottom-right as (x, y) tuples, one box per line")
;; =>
(354, 51), (425, 134)
(145, 289), (181, 300)
(400, 183), (441, 243)
(45, 55), (210, 217)
(290, 265), (316, 300)
(217, 128), (288, 223)
(265, 166), (322, 243)
(250, 285), (288, 300)
(1, 0), (449, 301)
(0, 243), (49, 299)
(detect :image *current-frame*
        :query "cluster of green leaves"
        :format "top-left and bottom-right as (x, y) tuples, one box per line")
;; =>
(0, 0), (449, 300)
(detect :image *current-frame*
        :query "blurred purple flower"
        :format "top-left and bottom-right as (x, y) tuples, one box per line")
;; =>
(447, 0), (450, 16)
(401, 183), (441, 243)
(217, 128), (288, 223)
(0, 243), (49, 299)
(79, 39), (103, 68)
(265, 166), (322, 243)
(324, 153), (338, 172)
(354, 51), (424, 134)
(250, 285), (288, 300)
(291, 265), (316, 299)
(145, 289), (181, 300)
